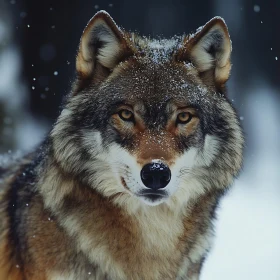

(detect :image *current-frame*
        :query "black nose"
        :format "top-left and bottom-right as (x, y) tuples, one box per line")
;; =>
(140, 162), (171, 190)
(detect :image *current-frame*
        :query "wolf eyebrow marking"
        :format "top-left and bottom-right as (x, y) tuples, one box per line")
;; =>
(108, 100), (134, 112)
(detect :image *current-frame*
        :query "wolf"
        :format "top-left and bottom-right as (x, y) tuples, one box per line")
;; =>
(0, 10), (244, 280)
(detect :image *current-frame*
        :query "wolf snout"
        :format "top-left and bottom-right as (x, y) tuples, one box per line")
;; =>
(140, 162), (171, 190)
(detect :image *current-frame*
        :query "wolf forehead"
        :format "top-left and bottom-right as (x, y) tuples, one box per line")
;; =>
(79, 33), (215, 100)
(73, 59), (224, 136)
(71, 66), (222, 142)
(78, 61), (223, 127)
(98, 61), (209, 104)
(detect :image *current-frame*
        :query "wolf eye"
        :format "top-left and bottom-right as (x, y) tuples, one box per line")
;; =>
(177, 112), (192, 124)
(118, 109), (134, 122)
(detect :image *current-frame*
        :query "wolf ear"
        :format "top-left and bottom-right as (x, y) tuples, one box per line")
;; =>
(177, 17), (231, 87)
(76, 11), (133, 84)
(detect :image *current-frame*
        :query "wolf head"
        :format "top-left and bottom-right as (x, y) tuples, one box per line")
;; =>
(51, 11), (243, 210)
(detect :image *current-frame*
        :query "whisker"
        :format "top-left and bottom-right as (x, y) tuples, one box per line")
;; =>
(178, 167), (197, 178)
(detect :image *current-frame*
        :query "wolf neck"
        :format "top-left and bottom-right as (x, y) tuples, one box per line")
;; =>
(37, 161), (217, 279)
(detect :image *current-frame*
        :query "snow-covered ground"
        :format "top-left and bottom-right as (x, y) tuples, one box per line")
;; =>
(202, 88), (280, 280)
(202, 175), (280, 280)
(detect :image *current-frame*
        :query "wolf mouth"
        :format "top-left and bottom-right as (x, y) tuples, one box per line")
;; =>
(120, 177), (167, 202)
(138, 189), (167, 201)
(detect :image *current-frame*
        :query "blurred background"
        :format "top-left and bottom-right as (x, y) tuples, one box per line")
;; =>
(0, 0), (279, 279)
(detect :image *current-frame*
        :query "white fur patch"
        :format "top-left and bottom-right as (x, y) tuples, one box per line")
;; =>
(196, 135), (221, 166)
(189, 229), (214, 263)
(135, 205), (184, 253)
(191, 41), (214, 72)
(82, 130), (103, 156)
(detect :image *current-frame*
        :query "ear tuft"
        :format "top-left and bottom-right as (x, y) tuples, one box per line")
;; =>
(76, 11), (133, 81)
(177, 17), (232, 87)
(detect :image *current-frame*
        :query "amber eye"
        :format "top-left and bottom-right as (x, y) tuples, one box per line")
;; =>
(177, 112), (193, 124)
(118, 109), (134, 122)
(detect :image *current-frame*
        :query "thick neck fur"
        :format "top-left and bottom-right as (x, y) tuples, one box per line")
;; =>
(34, 154), (220, 279)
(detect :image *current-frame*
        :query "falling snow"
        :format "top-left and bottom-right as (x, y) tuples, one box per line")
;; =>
(254, 5), (260, 12)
